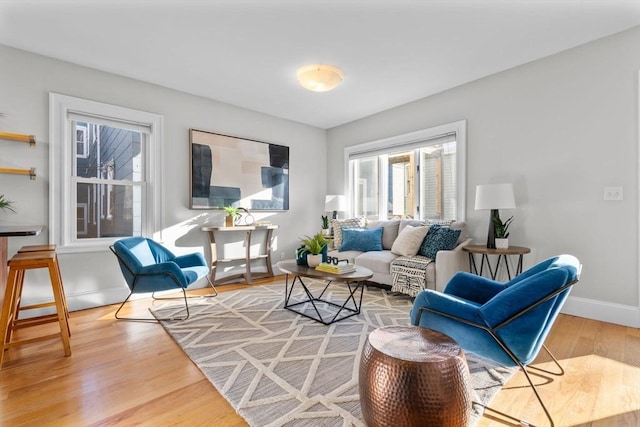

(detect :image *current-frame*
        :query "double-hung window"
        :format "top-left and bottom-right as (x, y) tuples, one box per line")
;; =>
(50, 94), (163, 251)
(346, 121), (466, 221)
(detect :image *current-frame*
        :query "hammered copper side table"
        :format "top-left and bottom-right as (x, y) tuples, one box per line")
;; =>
(359, 325), (472, 427)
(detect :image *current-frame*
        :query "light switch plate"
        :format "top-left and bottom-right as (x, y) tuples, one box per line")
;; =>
(604, 186), (623, 201)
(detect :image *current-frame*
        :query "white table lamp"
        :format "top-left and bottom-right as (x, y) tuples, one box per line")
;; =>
(325, 195), (346, 219)
(475, 183), (515, 249)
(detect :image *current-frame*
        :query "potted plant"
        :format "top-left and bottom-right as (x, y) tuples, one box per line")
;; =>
(492, 215), (514, 249)
(0, 194), (15, 214)
(299, 231), (329, 267)
(321, 215), (331, 236)
(223, 206), (241, 227)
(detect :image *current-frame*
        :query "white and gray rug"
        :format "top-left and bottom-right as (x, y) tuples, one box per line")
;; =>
(151, 281), (515, 427)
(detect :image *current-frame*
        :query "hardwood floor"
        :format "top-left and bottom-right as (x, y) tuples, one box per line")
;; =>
(1, 277), (638, 426)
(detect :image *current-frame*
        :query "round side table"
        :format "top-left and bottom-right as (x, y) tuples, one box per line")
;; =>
(462, 244), (531, 281)
(359, 325), (472, 427)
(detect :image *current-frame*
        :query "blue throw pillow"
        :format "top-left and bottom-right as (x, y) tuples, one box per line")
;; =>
(340, 227), (383, 252)
(418, 225), (461, 259)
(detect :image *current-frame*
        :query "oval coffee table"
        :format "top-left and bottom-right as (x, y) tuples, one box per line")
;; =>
(277, 260), (373, 325)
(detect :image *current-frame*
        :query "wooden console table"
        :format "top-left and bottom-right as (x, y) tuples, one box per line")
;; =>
(201, 225), (278, 285)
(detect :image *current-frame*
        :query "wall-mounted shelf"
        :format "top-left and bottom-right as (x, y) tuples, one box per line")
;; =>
(0, 131), (37, 180)
(0, 132), (36, 147)
(0, 167), (36, 180)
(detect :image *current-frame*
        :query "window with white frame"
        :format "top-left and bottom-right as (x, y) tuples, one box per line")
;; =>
(50, 93), (163, 251)
(346, 121), (466, 221)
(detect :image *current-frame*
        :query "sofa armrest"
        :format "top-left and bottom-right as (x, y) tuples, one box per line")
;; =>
(434, 238), (472, 292)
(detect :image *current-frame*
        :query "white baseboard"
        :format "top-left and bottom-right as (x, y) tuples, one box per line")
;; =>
(563, 295), (640, 328)
(20, 286), (129, 318)
(65, 286), (131, 312)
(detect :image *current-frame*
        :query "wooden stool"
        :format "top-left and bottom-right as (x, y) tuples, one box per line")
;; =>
(0, 250), (71, 368)
(359, 326), (472, 427)
(12, 246), (69, 323)
(7, 250), (70, 328)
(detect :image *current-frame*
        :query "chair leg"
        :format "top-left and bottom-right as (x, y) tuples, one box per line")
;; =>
(150, 278), (218, 301)
(115, 288), (191, 321)
(519, 361), (556, 427)
(114, 291), (135, 320)
(205, 275), (218, 297)
(0, 268), (20, 368)
(6, 269), (25, 343)
(144, 278), (217, 320)
(154, 288), (190, 321)
(473, 356), (557, 427)
(47, 259), (71, 356)
(527, 344), (564, 377)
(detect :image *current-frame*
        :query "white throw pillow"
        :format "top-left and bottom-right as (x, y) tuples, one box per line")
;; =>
(391, 225), (430, 256)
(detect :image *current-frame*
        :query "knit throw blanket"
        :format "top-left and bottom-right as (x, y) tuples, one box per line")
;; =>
(390, 255), (433, 296)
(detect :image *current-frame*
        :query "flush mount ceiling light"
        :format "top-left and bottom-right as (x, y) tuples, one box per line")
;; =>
(297, 64), (344, 92)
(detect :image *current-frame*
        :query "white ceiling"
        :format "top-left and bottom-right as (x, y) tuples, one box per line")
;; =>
(1, 0), (638, 129)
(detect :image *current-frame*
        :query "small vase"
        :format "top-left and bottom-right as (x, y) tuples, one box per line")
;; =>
(307, 254), (322, 268)
(495, 238), (509, 250)
(225, 215), (235, 227)
(296, 247), (309, 266)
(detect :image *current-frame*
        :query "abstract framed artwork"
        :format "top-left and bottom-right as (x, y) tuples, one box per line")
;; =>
(190, 129), (290, 211)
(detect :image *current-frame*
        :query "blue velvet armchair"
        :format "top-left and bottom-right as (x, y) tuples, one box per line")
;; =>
(110, 237), (217, 320)
(410, 254), (581, 427)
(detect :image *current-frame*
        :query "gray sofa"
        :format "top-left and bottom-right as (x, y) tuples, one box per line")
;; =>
(327, 218), (471, 294)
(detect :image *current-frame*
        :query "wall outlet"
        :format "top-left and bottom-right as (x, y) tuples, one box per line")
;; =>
(280, 252), (286, 260)
(603, 186), (623, 201)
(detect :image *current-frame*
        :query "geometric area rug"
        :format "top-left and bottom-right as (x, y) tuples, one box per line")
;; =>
(151, 281), (516, 427)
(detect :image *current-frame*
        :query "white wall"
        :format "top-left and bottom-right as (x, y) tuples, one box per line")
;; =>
(0, 45), (327, 310)
(327, 27), (640, 327)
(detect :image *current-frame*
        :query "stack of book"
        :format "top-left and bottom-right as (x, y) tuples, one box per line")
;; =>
(315, 262), (356, 274)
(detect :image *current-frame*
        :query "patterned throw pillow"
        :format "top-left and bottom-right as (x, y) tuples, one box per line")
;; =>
(331, 217), (366, 249)
(340, 227), (383, 252)
(390, 225), (430, 256)
(418, 224), (462, 259)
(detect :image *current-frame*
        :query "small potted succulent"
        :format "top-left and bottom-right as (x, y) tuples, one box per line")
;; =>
(321, 215), (331, 236)
(223, 206), (241, 227)
(492, 215), (514, 249)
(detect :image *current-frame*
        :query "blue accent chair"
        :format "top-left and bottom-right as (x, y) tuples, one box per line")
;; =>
(110, 237), (217, 320)
(410, 254), (581, 427)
